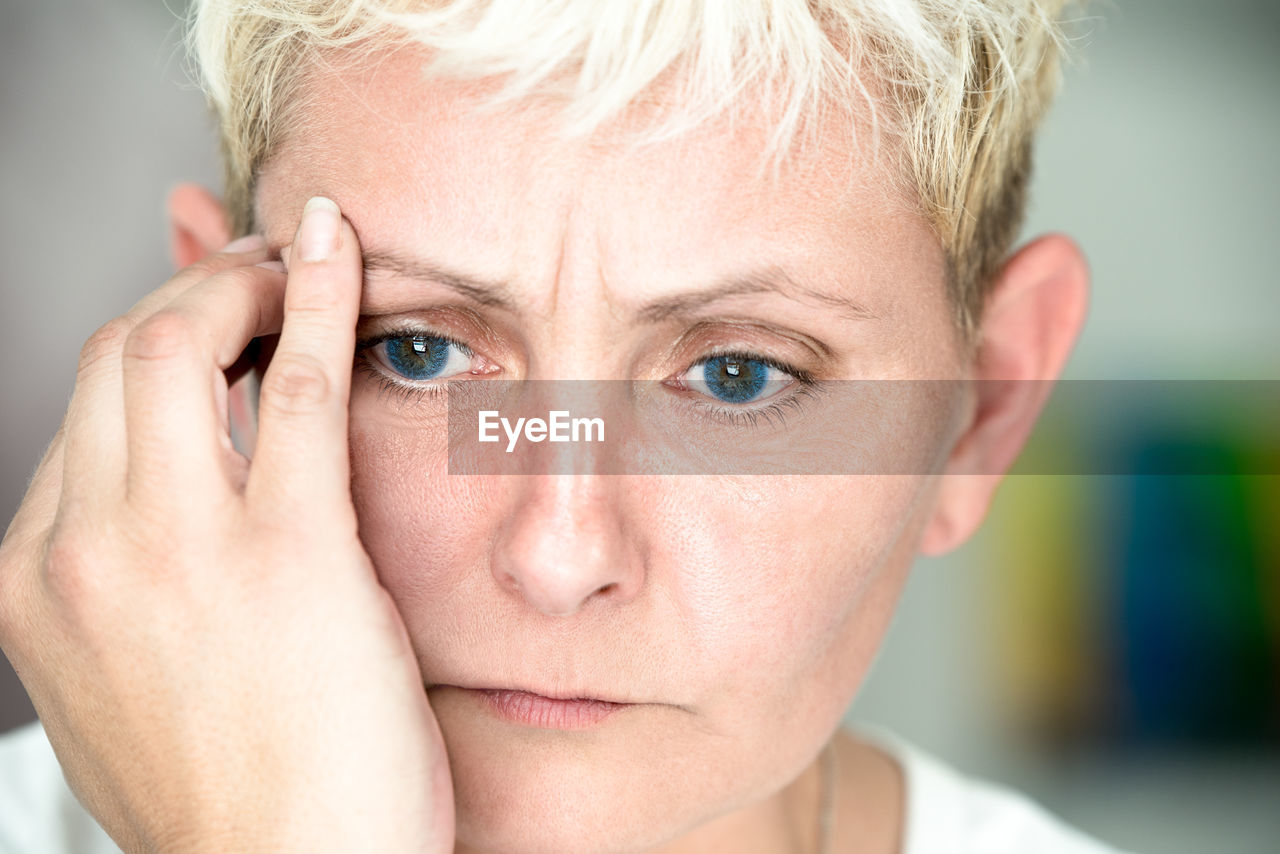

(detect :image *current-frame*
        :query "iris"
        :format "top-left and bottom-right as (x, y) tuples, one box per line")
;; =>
(701, 355), (772, 403)
(383, 335), (457, 381)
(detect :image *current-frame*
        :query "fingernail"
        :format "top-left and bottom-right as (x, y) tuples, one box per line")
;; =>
(222, 234), (267, 253)
(296, 196), (341, 262)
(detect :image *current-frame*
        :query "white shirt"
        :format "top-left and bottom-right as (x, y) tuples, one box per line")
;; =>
(0, 719), (1133, 853)
(855, 725), (1133, 854)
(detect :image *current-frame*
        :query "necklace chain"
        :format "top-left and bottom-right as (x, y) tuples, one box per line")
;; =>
(816, 739), (837, 854)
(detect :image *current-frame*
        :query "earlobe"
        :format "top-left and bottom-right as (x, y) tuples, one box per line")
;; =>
(166, 183), (233, 270)
(918, 233), (1090, 557)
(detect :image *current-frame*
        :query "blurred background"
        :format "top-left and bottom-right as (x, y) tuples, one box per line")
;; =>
(1, 1), (1277, 852)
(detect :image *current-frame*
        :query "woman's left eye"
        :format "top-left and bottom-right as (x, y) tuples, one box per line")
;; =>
(371, 334), (473, 382)
(679, 354), (796, 404)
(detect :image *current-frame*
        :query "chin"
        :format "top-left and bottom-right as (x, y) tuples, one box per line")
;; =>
(450, 762), (695, 854)
(437, 707), (727, 854)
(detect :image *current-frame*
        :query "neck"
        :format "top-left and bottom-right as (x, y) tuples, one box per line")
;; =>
(647, 745), (828, 854)
(649, 727), (904, 854)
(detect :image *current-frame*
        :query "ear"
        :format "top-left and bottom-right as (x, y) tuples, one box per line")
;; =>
(166, 183), (233, 269)
(166, 183), (261, 453)
(918, 233), (1090, 556)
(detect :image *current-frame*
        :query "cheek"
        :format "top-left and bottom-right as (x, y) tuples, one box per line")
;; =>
(347, 401), (495, 616)
(657, 475), (926, 711)
(618, 474), (929, 815)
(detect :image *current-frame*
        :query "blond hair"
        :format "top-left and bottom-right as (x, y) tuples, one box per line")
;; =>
(185, 0), (1084, 341)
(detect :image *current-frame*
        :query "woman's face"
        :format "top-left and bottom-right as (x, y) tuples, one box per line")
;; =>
(255, 50), (966, 854)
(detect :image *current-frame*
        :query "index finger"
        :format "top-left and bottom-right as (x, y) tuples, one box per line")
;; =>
(120, 263), (289, 509)
(246, 197), (363, 520)
(58, 236), (272, 511)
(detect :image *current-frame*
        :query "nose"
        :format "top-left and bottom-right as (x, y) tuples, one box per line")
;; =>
(490, 475), (643, 616)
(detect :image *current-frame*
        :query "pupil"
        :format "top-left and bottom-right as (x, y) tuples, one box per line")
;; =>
(703, 356), (768, 403)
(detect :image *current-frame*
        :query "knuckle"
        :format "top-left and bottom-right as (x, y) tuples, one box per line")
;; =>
(40, 530), (102, 607)
(37, 516), (152, 615)
(77, 317), (133, 374)
(123, 310), (198, 365)
(259, 353), (333, 413)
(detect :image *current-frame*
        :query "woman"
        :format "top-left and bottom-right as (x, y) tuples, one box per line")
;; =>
(0, 1), (1126, 852)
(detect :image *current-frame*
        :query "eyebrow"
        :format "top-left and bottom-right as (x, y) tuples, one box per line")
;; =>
(362, 249), (518, 310)
(361, 249), (878, 323)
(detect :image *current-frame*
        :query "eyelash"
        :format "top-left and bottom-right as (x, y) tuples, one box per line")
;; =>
(672, 349), (821, 428)
(353, 327), (471, 407)
(353, 328), (822, 424)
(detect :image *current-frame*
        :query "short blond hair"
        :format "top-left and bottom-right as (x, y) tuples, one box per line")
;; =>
(185, 0), (1083, 342)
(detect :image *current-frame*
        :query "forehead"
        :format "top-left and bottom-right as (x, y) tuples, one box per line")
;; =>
(254, 45), (937, 312)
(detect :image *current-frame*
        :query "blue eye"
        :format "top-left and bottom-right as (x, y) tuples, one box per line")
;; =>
(682, 354), (794, 404)
(377, 334), (471, 381)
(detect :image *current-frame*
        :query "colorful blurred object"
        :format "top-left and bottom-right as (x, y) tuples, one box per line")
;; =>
(987, 382), (1280, 750)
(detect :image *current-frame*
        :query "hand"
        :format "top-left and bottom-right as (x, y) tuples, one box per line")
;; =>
(0, 198), (455, 853)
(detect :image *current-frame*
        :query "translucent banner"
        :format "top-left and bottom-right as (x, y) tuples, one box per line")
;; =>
(441, 380), (1280, 475)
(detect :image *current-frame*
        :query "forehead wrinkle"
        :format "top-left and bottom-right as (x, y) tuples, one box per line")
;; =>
(635, 265), (878, 325)
(256, 47), (920, 335)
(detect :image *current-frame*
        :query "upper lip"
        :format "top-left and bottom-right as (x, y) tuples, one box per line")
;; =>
(433, 683), (641, 704)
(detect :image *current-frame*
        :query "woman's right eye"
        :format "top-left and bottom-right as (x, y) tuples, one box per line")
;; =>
(373, 334), (473, 382)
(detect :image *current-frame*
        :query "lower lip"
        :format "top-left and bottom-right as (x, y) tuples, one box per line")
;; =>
(470, 688), (628, 729)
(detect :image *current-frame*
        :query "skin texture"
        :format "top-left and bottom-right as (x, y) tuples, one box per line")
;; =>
(173, 46), (1085, 854)
(238, 48), (1080, 854)
(246, 55), (925, 854)
(241, 50), (1080, 854)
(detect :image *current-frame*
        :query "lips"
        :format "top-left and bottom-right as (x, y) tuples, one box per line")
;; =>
(432, 684), (635, 730)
